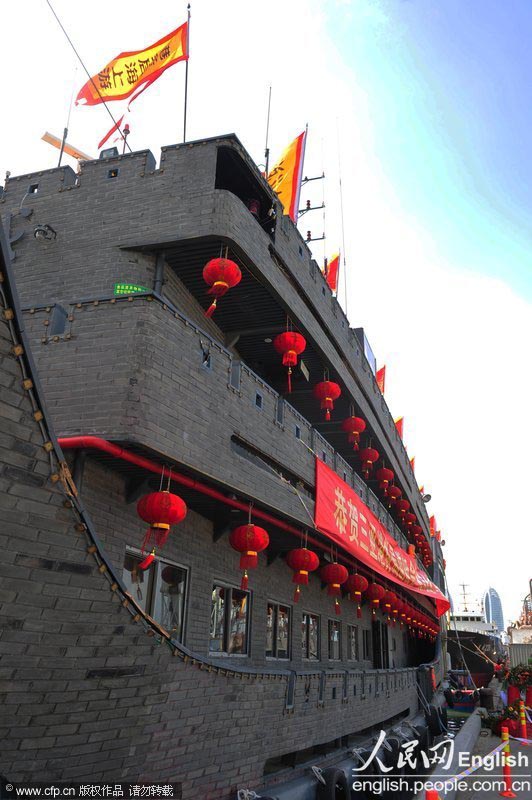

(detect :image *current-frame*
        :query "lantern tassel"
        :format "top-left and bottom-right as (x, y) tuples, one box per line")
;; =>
(287, 367), (292, 393)
(294, 586), (301, 603)
(335, 599), (341, 616)
(138, 549), (155, 571)
(205, 299), (217, 318)
(357, 605), (362, 619)
(325, 409), (331, 421)
(241, 571), (249, 590)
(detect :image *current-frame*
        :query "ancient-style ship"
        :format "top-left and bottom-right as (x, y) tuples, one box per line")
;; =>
(0, 135), (449, 799)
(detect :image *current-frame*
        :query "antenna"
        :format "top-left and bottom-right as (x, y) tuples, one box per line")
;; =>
(459, 583), (471, 612)
(264, 85), (272, 175)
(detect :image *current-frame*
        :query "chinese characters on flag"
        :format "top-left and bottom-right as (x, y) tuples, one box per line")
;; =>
(314, 458), (449, 616)
(76, 22), (188, 107)
(267, 130), (307, 222)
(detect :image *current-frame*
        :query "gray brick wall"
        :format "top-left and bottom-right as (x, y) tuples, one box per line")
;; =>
(1, 240), (423, 799)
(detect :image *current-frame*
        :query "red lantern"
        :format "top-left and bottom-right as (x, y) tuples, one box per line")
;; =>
(136, 490), (187, 570)
(320, 563), (348, 615)
(396, 499), (410, 518)
(382, 590), (397, 625)
(387, 485), (402, 505)
(345, 573), (368, 618)
(286, 548), (320, 603)
(273, 332), (307, 392)
(375, 467), (394, 493)
(359, 447), (379, 479)
(411, 524), (423, 538)
(229, 524), (270, 589)
(366, 582), (385, 615)
(404, 512), (417, 528)
(341, 416), (366, 451)
(313, 380), (341, 421)
(203, 257), (242, 317)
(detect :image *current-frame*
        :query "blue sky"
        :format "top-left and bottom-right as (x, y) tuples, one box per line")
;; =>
(329, 0), (532, 297)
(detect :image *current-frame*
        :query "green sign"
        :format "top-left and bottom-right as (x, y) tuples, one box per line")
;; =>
(113, 282), (150, 296)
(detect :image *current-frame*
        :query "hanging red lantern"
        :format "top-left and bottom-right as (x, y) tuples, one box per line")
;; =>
(387, 486), (402, 506)
(359, 447), (379, 479)
(320, 563), (349, 615)
(383, 590), (398, 625)
(229, 524), (270, 589)
(396, 499), (410, 518)
(375, 467), (394, 494)
(273, 331), (307, 393)
(202, 257), (242, 317)
(345, 574), (369, 618)
(136, 490), (187, 570)
(286, 547), (320, 603)
(411, 524), (423, 538)
(404, 512), (417, 528)
(313, 380), (341, 421)
(341, 416), (366, 451)
(366, 582), (385, 615)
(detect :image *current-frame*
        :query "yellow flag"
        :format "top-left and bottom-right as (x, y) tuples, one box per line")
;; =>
(76, 22), (188, 106)
(267, 130), (306, 221)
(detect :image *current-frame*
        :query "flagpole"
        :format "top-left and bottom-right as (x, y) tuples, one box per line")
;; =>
(336, 118), (348, 316)
(58, 75), (76, 168)
(264, 85), (272, 175)
(183, 4), (191, 143)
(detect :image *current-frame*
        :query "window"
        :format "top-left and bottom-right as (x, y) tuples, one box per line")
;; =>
(301, 613), (320, 660)
(266, 602), (291, 659)
(328, 619), (341, 660)
(255, 391), (263, 409)
(363, 629), (372, 661)
(210, 584), (250, 655)
(123, 552), (187, 641)
(295, 425), (301, 440)
(348, 625), (359, 661)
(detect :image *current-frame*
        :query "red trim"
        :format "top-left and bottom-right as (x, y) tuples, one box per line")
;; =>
(59, 436), (439, 619)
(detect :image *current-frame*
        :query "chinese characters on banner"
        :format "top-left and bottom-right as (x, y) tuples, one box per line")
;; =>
(314, 458), (449, 616)
(76, 22), (188, 106)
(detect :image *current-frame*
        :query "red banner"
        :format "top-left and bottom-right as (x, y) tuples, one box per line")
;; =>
(314, 459), (449, 616)
(376, 366), (386, 394)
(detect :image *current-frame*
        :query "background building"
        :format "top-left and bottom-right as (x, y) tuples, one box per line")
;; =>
(484, 587), (505, 633)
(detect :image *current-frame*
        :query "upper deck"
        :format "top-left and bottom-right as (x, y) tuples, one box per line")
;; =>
(1, 134), (444, 587)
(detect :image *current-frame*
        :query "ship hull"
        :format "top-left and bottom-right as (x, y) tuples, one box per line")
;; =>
(447, 630), (504, 687)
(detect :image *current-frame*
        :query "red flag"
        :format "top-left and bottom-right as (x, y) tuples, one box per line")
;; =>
(98, 115), (125, 149)
(323, 252), (340, 293)
(419, 485), (424, 494)
(395, 417), (404, 438)
(376, 366), (386, 394)
(429, 515), (437, 536)
(410, 456), (415, 472)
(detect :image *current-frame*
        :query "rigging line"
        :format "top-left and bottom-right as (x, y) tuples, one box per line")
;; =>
(336, 118), (348, 316)
(442, 570), (478, 691)
(44, 0), (132, 153)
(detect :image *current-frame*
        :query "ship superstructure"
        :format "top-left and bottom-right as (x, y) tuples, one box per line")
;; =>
(0, 135), (448, 797)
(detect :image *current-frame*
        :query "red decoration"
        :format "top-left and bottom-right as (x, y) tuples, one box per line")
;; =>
(136, 490), (187, 570)
(366, 582), (385, 615)
(396, 499), (410, 518)
(345, 573), (368, 618)
(359, 447), (379, 479)
(404, 512), (417, 528)
(203, 257), (242, 317)
(341, 416), (366, 451)
(320, 562), (348, 615)
(387, 485), (402, 506)
(382, 590), (397, 624)
(375, 467), (394, 493)
(286, 547), (320, 603)
(313, 380), (341, 421)
(273, 332), (307, 392)
(229, 524), (269, 589)
(411, 524), (423, 538)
